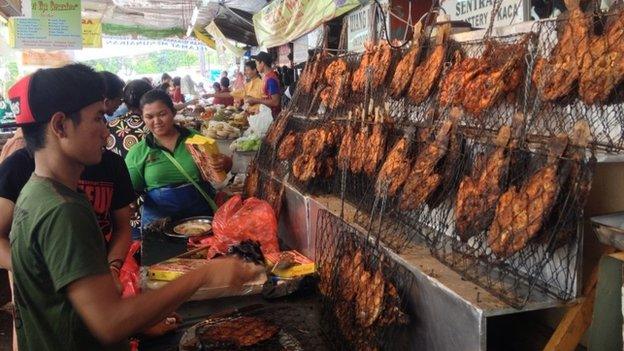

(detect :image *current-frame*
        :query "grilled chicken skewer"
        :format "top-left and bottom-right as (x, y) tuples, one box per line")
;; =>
(364, 107), (388, 176)
(389, 22), (424, 98)
(407, 23), (449, 104)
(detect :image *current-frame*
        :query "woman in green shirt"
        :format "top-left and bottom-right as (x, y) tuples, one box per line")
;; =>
(125, 90), (231, 227)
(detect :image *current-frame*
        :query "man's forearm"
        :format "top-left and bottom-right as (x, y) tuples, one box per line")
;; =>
(107, 229), (131, 264)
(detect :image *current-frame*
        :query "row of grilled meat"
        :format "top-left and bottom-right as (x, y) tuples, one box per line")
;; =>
(298, 4), (624, 117)
(268, 108), (594, 258)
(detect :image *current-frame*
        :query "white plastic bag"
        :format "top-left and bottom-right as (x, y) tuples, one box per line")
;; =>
(246, 105), (273, 138)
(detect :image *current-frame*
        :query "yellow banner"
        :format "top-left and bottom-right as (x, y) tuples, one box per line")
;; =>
(82, 18), (102, 48)
(253, 0), (361, 48)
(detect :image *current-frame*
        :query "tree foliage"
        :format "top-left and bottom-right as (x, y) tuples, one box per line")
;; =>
(84, 50), (200, 75)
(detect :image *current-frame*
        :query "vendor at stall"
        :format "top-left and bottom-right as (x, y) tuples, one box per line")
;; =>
(204, 77), (235, 106)
(125, 89), (232, 227)
(7, 64), (260, 350)
(233, 61), (264, 114)
(246, 51), (281, 118)
(171, 77), (185, 104)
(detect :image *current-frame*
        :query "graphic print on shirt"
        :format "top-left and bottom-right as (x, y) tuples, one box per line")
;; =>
(78, 180), (113, 240)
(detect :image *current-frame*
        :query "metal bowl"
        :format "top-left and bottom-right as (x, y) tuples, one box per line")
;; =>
(165, 216), (213, 239)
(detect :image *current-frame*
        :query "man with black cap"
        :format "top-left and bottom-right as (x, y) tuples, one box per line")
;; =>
(8, 63), (262, 350)
(246, 51), (281, 118)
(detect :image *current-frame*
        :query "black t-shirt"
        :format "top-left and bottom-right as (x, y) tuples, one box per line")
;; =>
(0, 148), (136, 240)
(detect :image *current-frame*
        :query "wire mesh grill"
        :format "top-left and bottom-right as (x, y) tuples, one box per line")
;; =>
(315, 209), (416, 351)
(526, 9), (624, 152)
(427, 136), (593, 308)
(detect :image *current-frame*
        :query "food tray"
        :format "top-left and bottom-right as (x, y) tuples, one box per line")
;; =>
(591, 212), (624, 251)
(164, 216), (213, 239)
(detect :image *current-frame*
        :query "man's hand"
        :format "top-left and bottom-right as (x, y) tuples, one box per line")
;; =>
(244, 96), (257, 104)
(141, 313), (182, 338)
(200, 256), (265, 288)
(110, 267), (123, 295)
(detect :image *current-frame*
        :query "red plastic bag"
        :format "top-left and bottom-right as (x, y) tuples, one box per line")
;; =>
(198, 195), (279, 258)
(119, 241), (141, 298)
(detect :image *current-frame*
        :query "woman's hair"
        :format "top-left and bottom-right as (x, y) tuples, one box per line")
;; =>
(172, 77), (181, 87)
(123, 79), (153, 110)
(213, 82), (221, 91)
(157, 82), (170, 91)
(220, 77), (230, 89)
(161, 73), (172, 82)
(140, 89), (176, 114)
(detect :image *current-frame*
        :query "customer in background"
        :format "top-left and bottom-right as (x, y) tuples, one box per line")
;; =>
(100, 71), (125, 121)
(0, 129), (24, 163)
(206, 77), (235, 107)
(125, 89), (232, 227)
(232, 61), (264, 114)
(107, 79), (152, 158)
(171, 77), (185, 104)
(232, 69), (245, 91)
(247, 51), (281, 118)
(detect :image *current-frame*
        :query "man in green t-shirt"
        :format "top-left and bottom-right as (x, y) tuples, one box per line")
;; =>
(8, 64), (262, 351)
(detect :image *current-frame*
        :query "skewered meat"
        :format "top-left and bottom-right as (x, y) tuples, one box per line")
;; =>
(488, 134), (569, 257)
(455, 125), (513, 241)
(350, 124), (370, 174)
(321, 59), (351, 109)
(352, 42), (376, 92)
(399, 117), (455, 211)
(263, 174), (284, 219)
(376, 137), (412, 196)
(377, 281), (409, 326)
(462, 37), (529, 115)
(390, 43), (422, 98)
(408, 44), (446, 104)
(532, 2), (590, 101)
(292, 154), (317, 182)
(355, 269), (385, 327)
(277, 132), (297, 161)
(364, 110), (387, 176)
(338, 122), (355, 170)
(325, 121), (343, 148)
(265, 111), (290, 148)
(578, 10), (624, 104)
(300, 52), (326, 94)
(371, 41), (393, 88)
(244, 162), (259, 198)
(301, 128), (327, 157)
(438, 51), (485, 107)
(196, 316), (280, 348)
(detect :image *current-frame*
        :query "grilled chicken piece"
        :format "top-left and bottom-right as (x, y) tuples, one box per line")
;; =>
(408, 45), (446, 103)
(301, 128), (327, 157)
(338, 122), (355, 170)
(265, 111), (290, 148)
(364, 109), (387, 176)
(277, 131), (298, 161)
(578, 10), (624, 104)
(263, 173), (285, 220)
(350, 110), (370, 174)
(455, 124), (513, 241)
(300, 52), (326, 94)
(355, 269), (385, 328)
(378, 281), (409, 326)
(352, 42), (376, 92)
(533, 1), (590, 101)
(196, 316), (280, 348)
(292, 154), (317, 182)
(390, 43), (422, 97)
(321, 59), (351, 109)
(243, 162), (260, 198)
(399, 118), (454, 210)
(488, 134), (569, 257)
(376, 137), (412, 196)
(372, 41), (393, 88)
(462, 37), (529, 115)
(439, 50), (487, 107)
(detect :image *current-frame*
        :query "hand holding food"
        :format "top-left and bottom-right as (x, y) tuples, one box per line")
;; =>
(200, 256), (265, 288)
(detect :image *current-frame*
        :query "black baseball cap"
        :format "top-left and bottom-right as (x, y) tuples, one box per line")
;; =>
(251, 51), (273, 66)
(5, 64), (104, 127)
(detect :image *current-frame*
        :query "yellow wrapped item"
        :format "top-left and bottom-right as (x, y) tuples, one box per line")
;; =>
(185, 134), (226, 183)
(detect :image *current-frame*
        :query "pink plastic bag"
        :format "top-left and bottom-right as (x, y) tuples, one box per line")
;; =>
(119, 241), (141, 298)
(198, 195), (279, 258)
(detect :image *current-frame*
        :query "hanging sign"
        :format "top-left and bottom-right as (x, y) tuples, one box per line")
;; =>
(440, 0), (528, 29)
(8, 0), (82, 49)
(82, 18), (102, 48)
(253, 0), (360, 48)
(347, 3), (374, 53)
